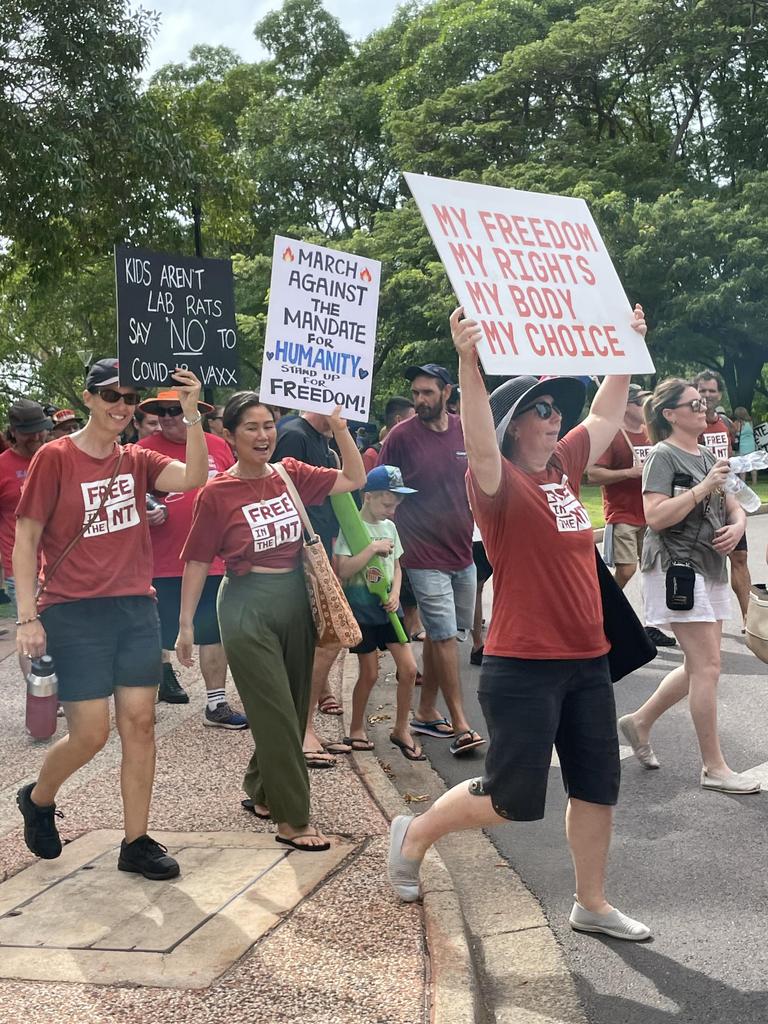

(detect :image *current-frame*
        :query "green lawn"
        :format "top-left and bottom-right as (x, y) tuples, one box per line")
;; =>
(582, 477), (768, 529)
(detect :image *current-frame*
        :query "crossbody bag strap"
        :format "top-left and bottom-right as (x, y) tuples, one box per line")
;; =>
(620, 429), (638, 466)
(657, 442), (711, 566)
(37, 448), (125, 598)
(272, 461), (318, 543)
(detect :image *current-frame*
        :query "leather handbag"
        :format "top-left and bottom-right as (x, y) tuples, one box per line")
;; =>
(595, 550), (657, 683)
(272, 463), (362, 649)
(745, 584), (768, 664)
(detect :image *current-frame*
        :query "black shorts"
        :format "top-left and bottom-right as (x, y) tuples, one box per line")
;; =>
(351, 618), (409, 654)
(734, 532), (748, 553)
(40, 596), (162, 702)
(475, 655), (620, 821)
(473, 540), (493, 583)
(154, 575), (223, 650)
(400, 571), (417, 610)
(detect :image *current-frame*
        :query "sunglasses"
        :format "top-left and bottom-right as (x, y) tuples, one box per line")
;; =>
(155, 405), (184, 418)
(517, 400), (562, 420)
(673, 399), (705, 412)
(92, 388), (140, 406)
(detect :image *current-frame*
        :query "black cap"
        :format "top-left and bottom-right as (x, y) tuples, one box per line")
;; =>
(85, 358), (120, 390)
(8, 399), (53, 435)
(404, 363), (454, 387)
(489, 376), (587, 449)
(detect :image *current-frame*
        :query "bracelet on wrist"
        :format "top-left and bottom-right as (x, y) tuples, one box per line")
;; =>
(182, 413), (203, 428)
(15, 614), (39, 626)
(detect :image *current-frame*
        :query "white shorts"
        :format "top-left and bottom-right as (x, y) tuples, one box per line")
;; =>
(641, 567), (733, 627)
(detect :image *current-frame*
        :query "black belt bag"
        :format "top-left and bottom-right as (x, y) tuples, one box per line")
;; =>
(666, 562), (695, 610)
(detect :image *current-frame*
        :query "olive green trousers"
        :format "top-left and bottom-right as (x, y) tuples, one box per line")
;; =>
(217, 570), (315, 827)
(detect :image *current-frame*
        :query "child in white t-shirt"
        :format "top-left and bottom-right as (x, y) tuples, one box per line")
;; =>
(335, 466), (424, 761)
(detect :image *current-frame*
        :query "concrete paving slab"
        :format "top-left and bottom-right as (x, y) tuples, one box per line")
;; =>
(0, 829), (354, 988)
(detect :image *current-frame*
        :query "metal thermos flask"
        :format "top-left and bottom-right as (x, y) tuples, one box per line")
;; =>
(26, 655), (58, 741)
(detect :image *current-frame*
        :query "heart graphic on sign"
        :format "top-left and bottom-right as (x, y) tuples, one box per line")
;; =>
(266, 352), (274, 360)
(359, 369), (369, 379)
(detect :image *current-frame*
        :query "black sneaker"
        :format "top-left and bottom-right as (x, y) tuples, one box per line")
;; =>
(118, 834), (180, 880)
(16, 783), (62, 859)
(0, 589), (11, 604)
(645, 626), (677, 648)
(157, 664), (189, 704)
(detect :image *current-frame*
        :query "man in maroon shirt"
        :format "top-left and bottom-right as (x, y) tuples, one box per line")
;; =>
(695, 370), (751, 627)
(587, 384), (675, 648)
(378, 364), (484, 756)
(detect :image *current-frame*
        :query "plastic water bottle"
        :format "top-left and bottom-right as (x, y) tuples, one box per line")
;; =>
(724, 473), (762, 513)
(730, 452), (768, 474)
(26, 655), (58, 741)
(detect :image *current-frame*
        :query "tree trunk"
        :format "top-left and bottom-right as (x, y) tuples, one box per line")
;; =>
(721, 344), (766, 411)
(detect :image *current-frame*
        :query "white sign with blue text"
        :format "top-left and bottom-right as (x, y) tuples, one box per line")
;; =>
(260, 236), (381, 418)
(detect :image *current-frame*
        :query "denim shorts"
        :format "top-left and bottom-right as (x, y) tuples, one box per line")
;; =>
(405, 564), (476, 642)
(475, 654), (620, 821)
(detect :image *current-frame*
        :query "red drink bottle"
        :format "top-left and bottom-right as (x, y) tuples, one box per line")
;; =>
(26, 655), (58, 740)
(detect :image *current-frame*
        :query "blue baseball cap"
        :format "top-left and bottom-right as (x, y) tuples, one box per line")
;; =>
(362, 465), (417, 494)
(404, 363), (453, 387)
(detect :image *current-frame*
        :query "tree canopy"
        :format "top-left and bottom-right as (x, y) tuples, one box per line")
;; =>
(2, 0), (768, 415)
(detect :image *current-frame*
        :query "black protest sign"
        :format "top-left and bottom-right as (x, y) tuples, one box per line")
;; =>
(114, 245), (239, 389)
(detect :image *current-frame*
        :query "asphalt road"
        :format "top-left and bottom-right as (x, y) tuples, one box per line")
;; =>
(421, 514), (768, 1024)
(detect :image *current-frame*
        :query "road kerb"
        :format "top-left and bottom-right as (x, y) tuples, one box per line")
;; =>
(340, 653), (478, 1024)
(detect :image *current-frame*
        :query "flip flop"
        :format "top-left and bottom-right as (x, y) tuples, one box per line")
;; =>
(410, 631), (426, 643)
(322, 740), (352, 754)
(276, 832), (331, 853)
(449, 730), (486, 756)
(389, 734), (427, 761)
(241, 798), (270, 820)
(318, 695), (343, 716)
(411, 717), (454, 738)
(304, 750), (337, 769)
(343, 736), (376, 751)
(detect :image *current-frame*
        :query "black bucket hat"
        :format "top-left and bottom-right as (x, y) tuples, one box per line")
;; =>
(8, 399), (53, 435)
(489, 376), (587, 450)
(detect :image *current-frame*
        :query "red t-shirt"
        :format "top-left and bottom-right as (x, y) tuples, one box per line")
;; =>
(362, 446), (379, 473)
(16, 438), (171, 610)
(468, 425), (608, 660)
(376, 414), (473, 570)
(138, 432), (234, 578)
(181, 458), (337, 574)
(0, 449), (33, 573)
(699, 418), (732, 461)
(595, 427), (652, 526)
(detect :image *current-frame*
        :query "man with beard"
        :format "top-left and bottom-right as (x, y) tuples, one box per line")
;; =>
(695, 370), (752, 629)
(377, 364), (484, 757)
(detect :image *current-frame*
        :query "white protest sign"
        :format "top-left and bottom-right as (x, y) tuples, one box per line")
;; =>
(404, 172), (654, 376)
(260, 236), (381, 418)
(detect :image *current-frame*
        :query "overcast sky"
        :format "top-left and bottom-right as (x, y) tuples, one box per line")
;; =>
(141, 1), (402, 74)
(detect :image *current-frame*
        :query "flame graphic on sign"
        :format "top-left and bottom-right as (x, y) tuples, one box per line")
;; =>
(282, 247), (295, 262)
(360, 267), (372, 283)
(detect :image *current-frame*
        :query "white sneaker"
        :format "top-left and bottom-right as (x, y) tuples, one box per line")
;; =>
(569, 898), (651, 941)
(700, 768), (761, 794)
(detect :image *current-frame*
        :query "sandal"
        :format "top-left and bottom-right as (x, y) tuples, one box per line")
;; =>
(449, 730), (485, 756)
(343, 736), (375, 751)
(304, 750), (337, 769)
(318, 695), (343, 716)
(241, 799), (270, 820)
(410, 631), (426, 643)
(411, 717), (454, 738)
(389, 735), (426, 762)
(322, 740), (352, 755)
(276, 831), (331, 853)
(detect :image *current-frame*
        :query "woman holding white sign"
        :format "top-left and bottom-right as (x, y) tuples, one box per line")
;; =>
(177, 394), (366, 851)
(388, 304), (651, 941)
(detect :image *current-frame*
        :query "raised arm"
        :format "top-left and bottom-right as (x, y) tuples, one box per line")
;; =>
(450, 307), (501, 496)
(328, 406), (367, 494)
(582, 305), (647, 465)
(153, 369), (209, 493)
